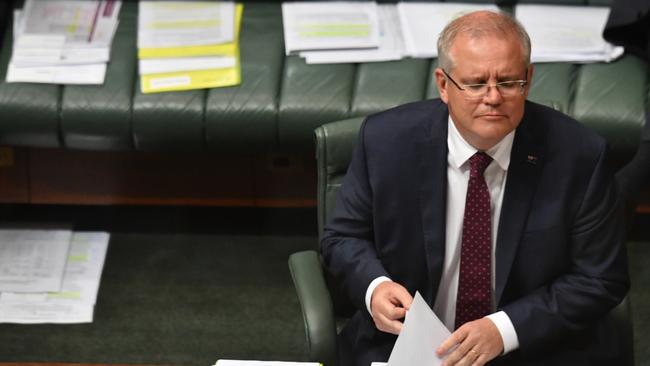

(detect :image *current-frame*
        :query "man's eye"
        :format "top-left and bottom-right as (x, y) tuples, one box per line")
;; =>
(466, 84), (485, 91)
(498, 81), (519, 89)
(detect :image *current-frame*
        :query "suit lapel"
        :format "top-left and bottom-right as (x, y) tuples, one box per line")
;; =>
(495, 113), (544, 306)
(417, 103), (449, 304)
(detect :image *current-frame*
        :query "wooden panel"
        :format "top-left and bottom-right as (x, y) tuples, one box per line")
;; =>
(24, 148), (317, 207)
(254, 153), (317, 207)
(29, 148), (256, 206)
(0, 147), (29, 203)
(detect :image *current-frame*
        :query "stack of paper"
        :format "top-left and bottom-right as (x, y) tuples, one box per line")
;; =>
(137, 1), (243, 94)
(283, 1), (392, 64)
(300, 4), (404, 64)
(6, 0), (121, 85)
(515, 5), (623, 63)
(0, 229), (109, 324)
(397, 2), (500, 58)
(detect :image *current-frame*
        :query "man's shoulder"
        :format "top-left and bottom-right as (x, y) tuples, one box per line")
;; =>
(522, 100), (608, 161)
(523, 100), (606, 145)
(365, 98), (447, 126)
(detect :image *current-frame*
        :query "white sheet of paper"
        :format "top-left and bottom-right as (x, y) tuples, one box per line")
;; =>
(215, 361), (320, 366)
(6, 62), (107, 84)
(138, 1), (235, 49)
(0, 228), (72, 293)
(516, 5), (623, 63)
(0, 302), (94, 324)
(397, 3), (499, 58)
(19, 0), (121, 47)
(0, 232), (109, 324)
(301, 4), (404, 64)
(386, 292), (451, 366)
(282, 1), (380, 55)
(139, 56), (236, 75)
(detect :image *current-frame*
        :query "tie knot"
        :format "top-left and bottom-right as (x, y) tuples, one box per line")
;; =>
(469, 152), (492, 177)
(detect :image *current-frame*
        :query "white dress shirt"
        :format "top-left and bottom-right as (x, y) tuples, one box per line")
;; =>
(365, 116), (519, 354)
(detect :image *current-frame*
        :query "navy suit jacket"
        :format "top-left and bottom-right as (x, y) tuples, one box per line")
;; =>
(321, 99), (630, 366)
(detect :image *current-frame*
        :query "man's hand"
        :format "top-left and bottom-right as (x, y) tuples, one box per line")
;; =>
(370, 281), (413, 335)
(437, 318), (503, 366)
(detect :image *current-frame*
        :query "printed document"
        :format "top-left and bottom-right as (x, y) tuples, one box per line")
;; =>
(0, 232), (110, 324)
(282, 2), (380, 55)
(0, 227), (72, 293)
(301, 4), (404, 64)
(397, 3), (499, 58)
(138, 1), (235, 49)
(515, 5), (623, 63)
(386, 292), (450, 366)
(215, 361), (320, 366)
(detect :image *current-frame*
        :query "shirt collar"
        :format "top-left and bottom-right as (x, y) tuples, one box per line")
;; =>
(447, 115), (515, 171)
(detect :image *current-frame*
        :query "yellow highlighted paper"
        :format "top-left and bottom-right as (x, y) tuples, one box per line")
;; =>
(140, 3), (243, 94)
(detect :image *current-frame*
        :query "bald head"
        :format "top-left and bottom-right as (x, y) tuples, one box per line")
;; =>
(437, 10), (531, 72)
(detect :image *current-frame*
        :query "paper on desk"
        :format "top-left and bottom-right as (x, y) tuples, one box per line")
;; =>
(515, 5), (623, 63)
(301, 4), (404, 64)
(140, 3), (243, 93)
(6, 62), (107, 84)
(386, 292), (450, 366)
(0, 232), (109, 324)
(0, 227), (72, 293)
(19, 0), (121, 47)
(282, 1), (380, 55)
(138, 1), (235, 49)
(215, 361), (320, 366)
(139, 56), (236, 75)
(397, 3), (499, 58)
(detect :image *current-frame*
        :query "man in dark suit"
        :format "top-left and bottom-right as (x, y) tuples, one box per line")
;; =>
(321, 11), (629, 366)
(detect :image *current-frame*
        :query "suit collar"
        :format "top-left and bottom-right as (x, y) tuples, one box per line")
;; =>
(417, 101), (449, 304)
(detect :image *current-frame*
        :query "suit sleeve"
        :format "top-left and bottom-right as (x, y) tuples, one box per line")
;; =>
(320, 118), (390, 315)
(502, 143), (630, 354)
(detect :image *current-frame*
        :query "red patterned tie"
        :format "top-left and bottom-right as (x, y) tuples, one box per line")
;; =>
(455, 152), (493, 329)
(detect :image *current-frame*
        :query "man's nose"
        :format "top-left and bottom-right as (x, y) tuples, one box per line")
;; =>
(483, 85), (503, 105)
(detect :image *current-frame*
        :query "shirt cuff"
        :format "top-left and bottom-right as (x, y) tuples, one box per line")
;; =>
(365, 276), (392, 315)
(486, 311), (519, 354)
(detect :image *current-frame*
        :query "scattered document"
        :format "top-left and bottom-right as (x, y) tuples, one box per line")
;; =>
(398, 3), (500, 58)
(282, 2), (380, 55)
(515, 5), (623, 63)
(138, 1), (235, 49)
(0, 227), (72, 293)
(7, 0), (121, 84)
(386, 292), (450, 366)
(138, 2), (243, 94)
(301, 4), (404, 64)
(215, 361), (320, 366)
(0, 232), (110, 324)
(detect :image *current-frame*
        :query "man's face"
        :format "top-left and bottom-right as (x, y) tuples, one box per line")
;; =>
(435, 34), (533, 150)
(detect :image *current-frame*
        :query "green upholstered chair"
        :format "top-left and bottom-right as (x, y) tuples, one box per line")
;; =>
(288, 117), (635, 366)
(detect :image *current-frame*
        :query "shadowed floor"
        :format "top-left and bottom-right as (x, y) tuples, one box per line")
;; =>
(0, 205), (647, 365)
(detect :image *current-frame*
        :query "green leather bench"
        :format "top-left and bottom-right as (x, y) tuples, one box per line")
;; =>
(0, 0), (647, 159)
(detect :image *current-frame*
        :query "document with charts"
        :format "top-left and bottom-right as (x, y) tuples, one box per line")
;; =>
(282, 1), (380, 55)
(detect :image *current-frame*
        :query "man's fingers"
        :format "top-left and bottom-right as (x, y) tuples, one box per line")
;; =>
(374, 313), (404, 335)
(437, 328), (466, 356)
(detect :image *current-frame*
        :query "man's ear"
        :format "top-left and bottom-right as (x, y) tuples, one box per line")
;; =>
(434, 68), (449, 103)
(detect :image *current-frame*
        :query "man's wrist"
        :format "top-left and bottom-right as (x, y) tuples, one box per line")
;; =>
(485, 311), (519, 354)
(365, 276), (392, 315)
